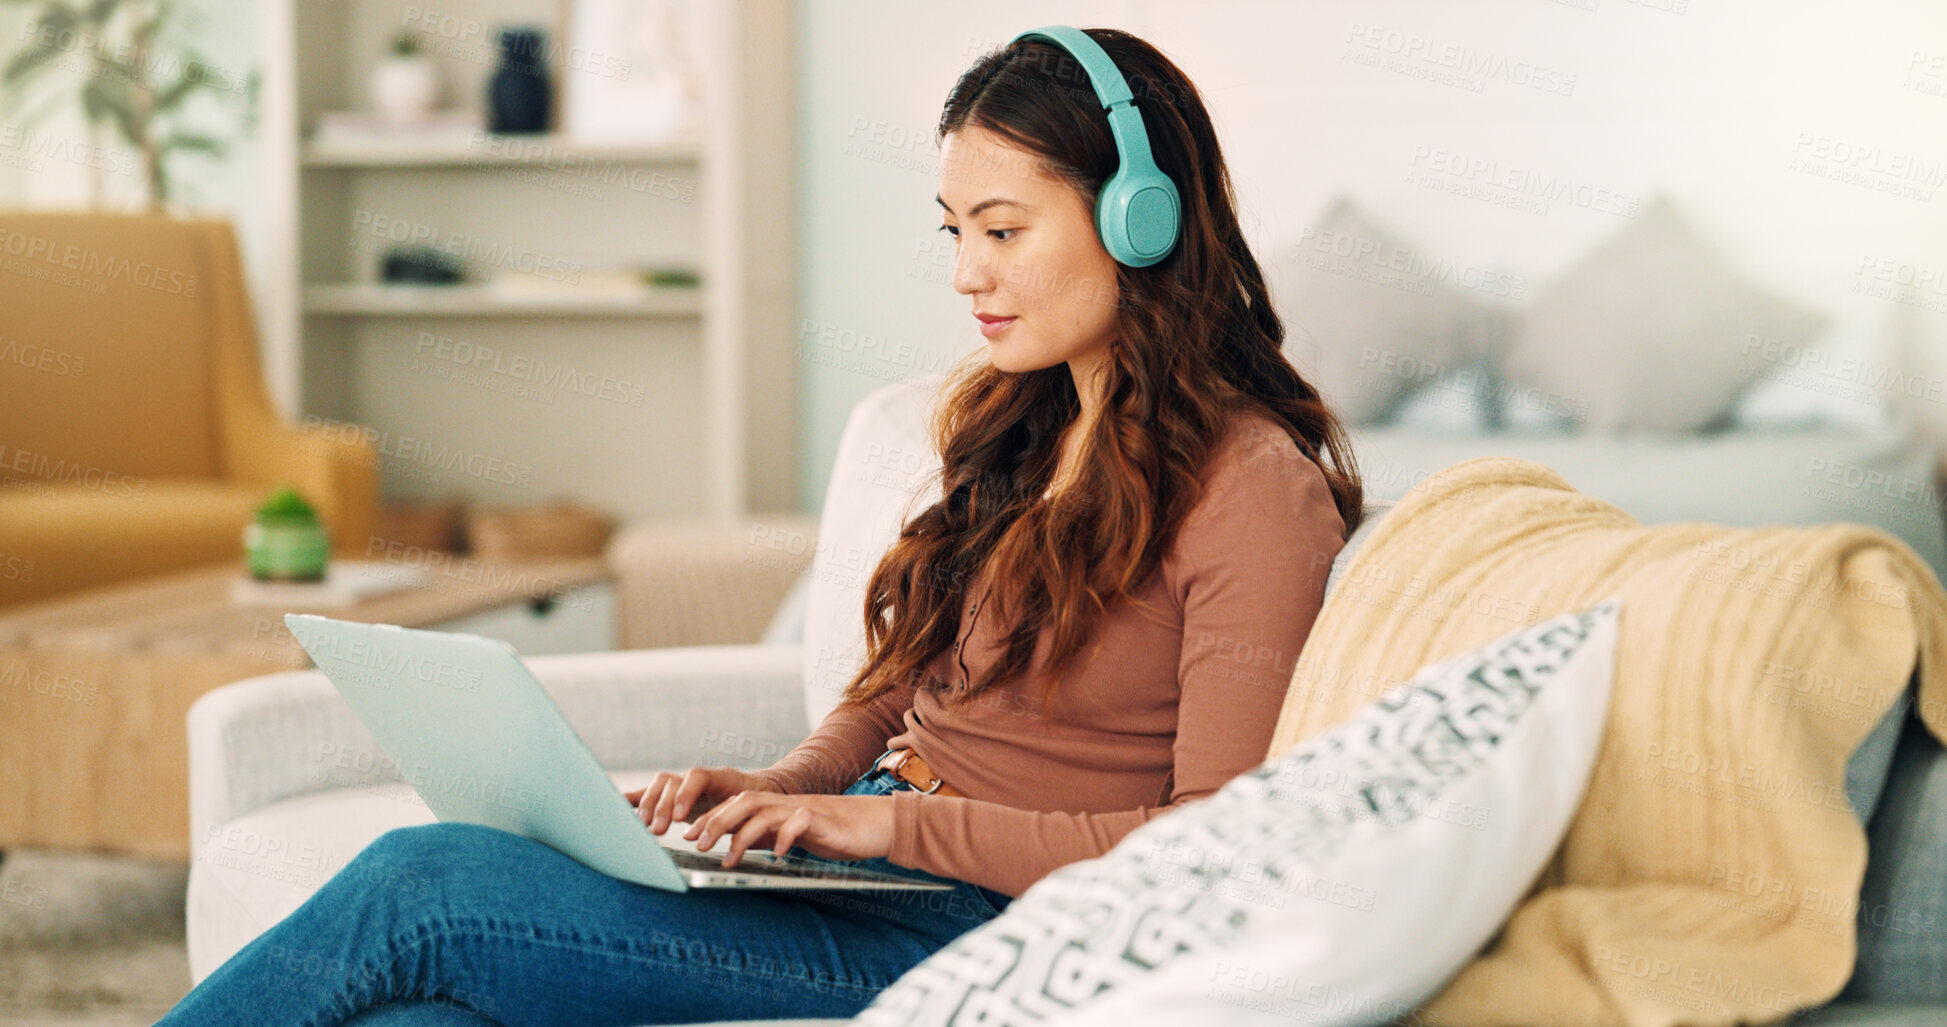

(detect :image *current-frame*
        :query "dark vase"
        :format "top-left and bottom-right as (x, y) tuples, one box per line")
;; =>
(487, 27), (551, 133)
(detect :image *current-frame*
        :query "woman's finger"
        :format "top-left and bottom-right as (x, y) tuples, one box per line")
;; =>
(722, 804), (791, 866)
(639, 774), (675, 830)
(772, 806), (816, 858)
(672, 769), (718, 825)
(688, 788), (759, 849)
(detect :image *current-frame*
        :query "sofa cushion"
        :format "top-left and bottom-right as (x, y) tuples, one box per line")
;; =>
(846, 603), (1618, 1027)
(801, 382), (941, 725)
(0, 479), (262, 608)
(1844, 709), (1947, 1002)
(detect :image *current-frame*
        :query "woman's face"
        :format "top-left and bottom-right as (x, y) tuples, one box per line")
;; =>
(937, 126), (1122, 386)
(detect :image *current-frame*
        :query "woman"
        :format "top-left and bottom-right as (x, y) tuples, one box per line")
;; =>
(160, 26), (1361, 1026)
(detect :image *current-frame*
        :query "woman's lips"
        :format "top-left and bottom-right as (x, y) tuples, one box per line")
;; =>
(977, 316), (1017, 339)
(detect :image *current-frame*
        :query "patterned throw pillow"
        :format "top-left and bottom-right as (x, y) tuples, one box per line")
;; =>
(848, 601), (1620, 1027)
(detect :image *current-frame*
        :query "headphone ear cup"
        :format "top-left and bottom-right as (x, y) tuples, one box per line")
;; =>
(1096, 165), (1180, 267)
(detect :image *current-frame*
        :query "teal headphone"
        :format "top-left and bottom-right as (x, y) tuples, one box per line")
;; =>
(1007, 26), (1181, 267)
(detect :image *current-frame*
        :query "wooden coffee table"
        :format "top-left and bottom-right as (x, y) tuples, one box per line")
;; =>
(0, 557), (612, 860)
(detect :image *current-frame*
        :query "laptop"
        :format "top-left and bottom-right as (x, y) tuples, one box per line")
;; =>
(284, 613), (951, 892)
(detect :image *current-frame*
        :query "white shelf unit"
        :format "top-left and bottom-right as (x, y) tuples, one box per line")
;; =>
(258, 0), (797, 522)
(302, 282), (704, 318)
(299, 132), (704, 169)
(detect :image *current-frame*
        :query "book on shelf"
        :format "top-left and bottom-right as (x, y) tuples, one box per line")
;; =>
(309, 109), (487, 148)
(482, 268), (701, 299)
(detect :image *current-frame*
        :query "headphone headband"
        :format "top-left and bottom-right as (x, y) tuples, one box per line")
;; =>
(1005, 26), (1181, 267)
(1011, 25), (1134, 107)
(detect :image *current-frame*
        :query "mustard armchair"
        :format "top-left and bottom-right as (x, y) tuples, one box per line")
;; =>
(0, 212), (377, 610)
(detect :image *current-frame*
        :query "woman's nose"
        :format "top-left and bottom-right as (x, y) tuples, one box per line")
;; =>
(952, 245), (996, 295)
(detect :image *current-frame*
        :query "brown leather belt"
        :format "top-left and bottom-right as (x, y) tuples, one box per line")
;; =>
(874, 747), (964, 797)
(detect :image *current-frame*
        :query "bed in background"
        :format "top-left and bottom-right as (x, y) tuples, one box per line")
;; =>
(1269, 191), (1947, 588)
(1347, 419), (1947, 587)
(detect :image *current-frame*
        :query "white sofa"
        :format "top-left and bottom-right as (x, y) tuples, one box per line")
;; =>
(185, 380), (1940, 1026)
(184, 382), (946, 1026)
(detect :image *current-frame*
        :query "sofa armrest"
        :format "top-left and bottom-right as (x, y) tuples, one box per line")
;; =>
(193, 215), (379, 557)
(187, 644), (807, 846)
(225, 422), (380, 558)
(605, 512), (818, 649)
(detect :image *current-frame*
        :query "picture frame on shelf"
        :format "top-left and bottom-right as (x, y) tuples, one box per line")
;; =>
(558, 0), (704, 145)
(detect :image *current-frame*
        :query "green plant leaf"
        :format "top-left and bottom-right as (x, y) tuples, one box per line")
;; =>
(36, 2), (86, 22)
(7, 5), (80, 74)
(153, 61), (201, 110)
(81, 76), (138, 143)
(79, 74), (108, 120)
(21, 2), (87, 47)
(15, 5), (77, 37)
(2, 41), (59, 84)
(255, 486), (319, 522)
(93, 52), (142, 91)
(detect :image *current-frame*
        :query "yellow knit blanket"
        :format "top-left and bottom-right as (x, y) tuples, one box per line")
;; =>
(1267, 457), (1947, 1026)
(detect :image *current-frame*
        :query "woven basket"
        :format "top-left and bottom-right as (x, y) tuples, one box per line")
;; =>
(467, 502), (615, 561)
(374, 497), (466, 554)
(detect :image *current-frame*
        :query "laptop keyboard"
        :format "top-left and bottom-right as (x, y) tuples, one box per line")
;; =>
(665, 845), (871, 879)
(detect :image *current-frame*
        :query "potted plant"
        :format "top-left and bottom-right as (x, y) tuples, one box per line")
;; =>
(0, 0), (259, 210)
(244, 486), (332, 582)
(372, 29), (440, 126)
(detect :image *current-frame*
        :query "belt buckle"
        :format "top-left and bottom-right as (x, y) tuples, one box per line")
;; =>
(878, 747), (942, 794)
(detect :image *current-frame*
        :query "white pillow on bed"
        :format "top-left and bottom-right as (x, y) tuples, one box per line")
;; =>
(1501, 194), (1825, 432)
(847, 601), (1620, 1027)
(1269, 196), (1499, 425)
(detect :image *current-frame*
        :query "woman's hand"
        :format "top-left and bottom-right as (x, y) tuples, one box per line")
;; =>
(686, 792), (896, 867)
(624, 767), (782, 837)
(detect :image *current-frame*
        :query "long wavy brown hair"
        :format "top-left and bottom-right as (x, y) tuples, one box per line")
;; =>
(838, 27), (1362, 714)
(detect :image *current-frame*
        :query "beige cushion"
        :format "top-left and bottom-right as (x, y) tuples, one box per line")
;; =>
(1503, 193), (1826, 432)
(1267, 196), (1499, 424)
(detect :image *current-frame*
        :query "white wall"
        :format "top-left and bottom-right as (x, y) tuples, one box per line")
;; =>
(794, 0), (1947, 509)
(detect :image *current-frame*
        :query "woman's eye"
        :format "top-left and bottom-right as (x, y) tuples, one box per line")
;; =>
(935, 224), (1013, 242)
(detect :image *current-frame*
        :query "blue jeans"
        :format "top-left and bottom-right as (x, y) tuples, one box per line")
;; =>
(159, 750), (1011, 1026)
